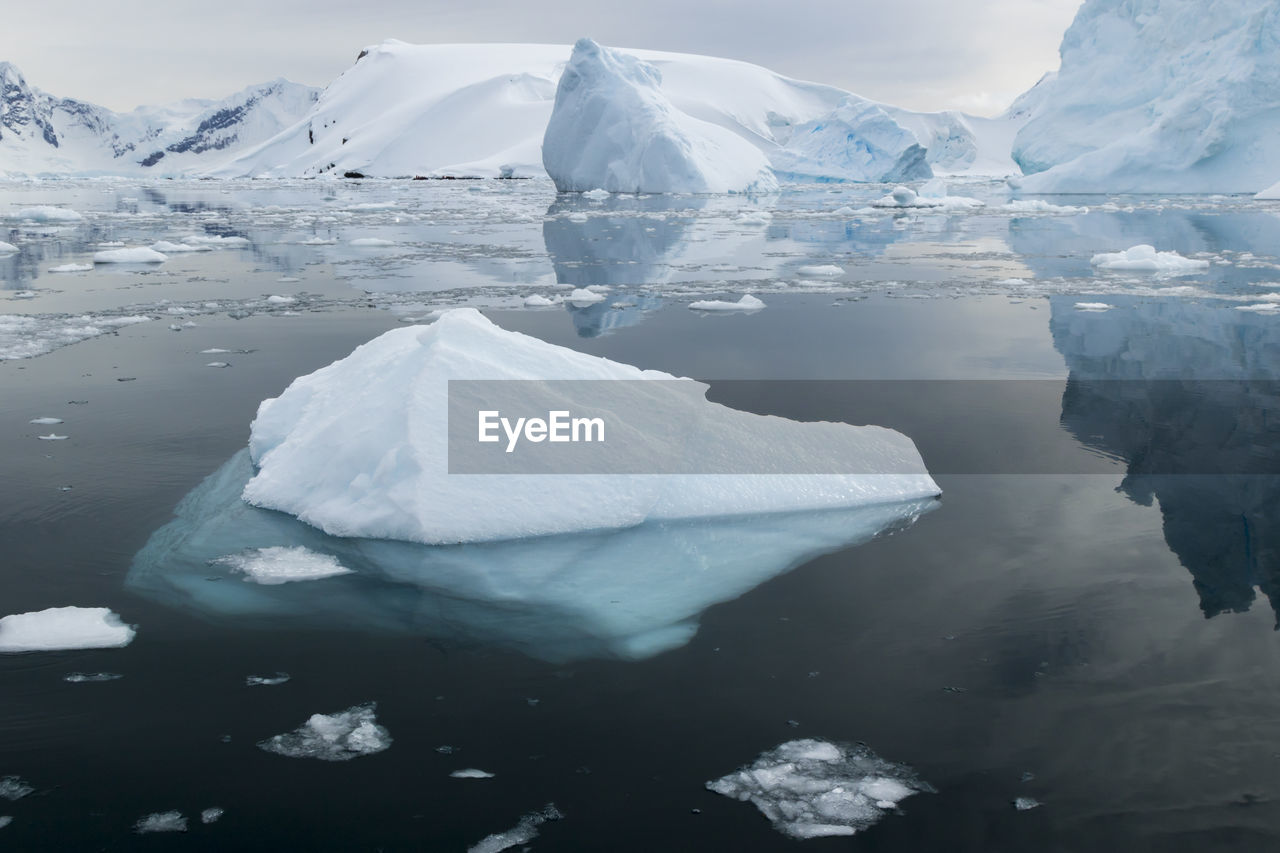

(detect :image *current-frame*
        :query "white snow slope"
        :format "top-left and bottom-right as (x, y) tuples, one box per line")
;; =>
(216, 40), (1010, 183)
(1011, 0), (1280, 193)
(542, 39), (776, 193)
(0, 62), (318, 178)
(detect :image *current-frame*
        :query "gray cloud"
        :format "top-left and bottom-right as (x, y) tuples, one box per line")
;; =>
(1, 0), (1082, 115)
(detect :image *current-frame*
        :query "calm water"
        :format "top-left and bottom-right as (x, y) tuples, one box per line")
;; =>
(2, 179), (1280, 850)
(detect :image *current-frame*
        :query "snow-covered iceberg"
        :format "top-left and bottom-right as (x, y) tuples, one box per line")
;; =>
(243, 309), (937, 544)
(542, 39), (777, 194)
(1011, 0), (1280, 193)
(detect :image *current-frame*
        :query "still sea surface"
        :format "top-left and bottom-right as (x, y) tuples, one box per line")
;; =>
(1, 179), (1279, 850)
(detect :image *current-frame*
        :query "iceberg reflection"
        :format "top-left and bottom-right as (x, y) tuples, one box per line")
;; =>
(127, 450), (936, 662)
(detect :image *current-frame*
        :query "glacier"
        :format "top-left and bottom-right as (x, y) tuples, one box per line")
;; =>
(1011, 0), (1280, 193)
(541, 39), (776, 194)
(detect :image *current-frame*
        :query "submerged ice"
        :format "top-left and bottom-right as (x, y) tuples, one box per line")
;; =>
(707, 739), (934, 839)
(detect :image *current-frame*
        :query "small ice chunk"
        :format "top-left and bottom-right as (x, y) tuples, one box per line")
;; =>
(93, 247), (167, 264)
(0, 777), (34, 801)
(134, 811), (187, 833)
(451, 768), (496, 779)
(797, 264), (843, 277)
(0, 241), (17, 253)
(735, 210), (772, 225)
(1013, 797), (1041, 811)
(265, 295), (296, 305)
(47, 263), (93, 273)
(181, 234), (249, 247)
(29, 417), (63, 425)
(201, 348), (232, 354)
(257, 702), (391, 761)
(37, 433), (67, 440)
(150, 241), (209, 253)
(582, 188), (611, 200)
(707, 739), (933, 839)
(0, 816), (10, 829)
(891, 186), (918, 205)
(246, 672), (291, 686)
(206, 362), (231, 368)
(468, 804), (564, 853)
(523, 294), (559, 307)
(1090, 245), (1210, 274)
(567, 287), (606, 303)
(302, 237), (336, 245)
(351, 238), (395, 247)
(277, 277), (301, 283)
(64, 672), (123, 683)
(1002, 200), (1087, 215)
(14, 206), (83, 222)
(1073, 302), (1114, 311)
(688, 295), (765, 312)
(0, 607), (136, 651)
(213, 546), (353, 585)
(200, 808), (223, 824)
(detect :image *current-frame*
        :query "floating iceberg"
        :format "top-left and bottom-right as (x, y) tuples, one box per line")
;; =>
(1090, 245), (1210, 274)
(257, 703), (391, 761)
(771, 99), (931, 183)
(688, 295), (765, 312)
(542, 39), (777, 194)
(707, 739), (934, 839)
(93, 247), (167, 264)
(1012, 0), (1280, 193)
(243, 308), (937, 544)
(0, 606), (135, 652)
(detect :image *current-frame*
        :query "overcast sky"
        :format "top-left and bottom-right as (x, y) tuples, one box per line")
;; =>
(3, 0), (1082, 116)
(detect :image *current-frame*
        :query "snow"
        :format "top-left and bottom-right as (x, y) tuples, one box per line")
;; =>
(242, 308), (938, 545)
(450, 768), (496, 779)
(212, 546), (353, 584)
(0, 606), (136, 652)
(12, 206), (83, 222)
(1090, 245), (1210, 274)
(688, 295), (765, 311)
(1012, 0), (1280, 193)
(707, 739), (934, 839)
(47, 263), (93, 273)
(93, 247), (168, 264)
(134, 812), (187, 833)
(771, 98), (930, 183)
(468, 805), (564, 853)
(257, 703), (391, 761)
(543, 39), (777, 194)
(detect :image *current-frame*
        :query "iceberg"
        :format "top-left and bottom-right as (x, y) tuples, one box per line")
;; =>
(243, 309), (937, 544)
(707, 739), (933, 839)
(771, 99), (931, 183)
(257, 703), (391, 761)
(542, 39), (777, 194)
(1011, 0), (1280, 193)
(1090, 245), (1210, 274)
(1258, 179), (1280, 200)
(92, 247), (168, 264)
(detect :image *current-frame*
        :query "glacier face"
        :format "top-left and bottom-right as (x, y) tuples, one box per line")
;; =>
(1011, 0), (1280, 193)
(0, 61), (318, 177)
(542, 39), (777, 193)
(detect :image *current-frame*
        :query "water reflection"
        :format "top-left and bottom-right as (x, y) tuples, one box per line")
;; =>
(128, 450), (936, 662)
(1052, 296), (1280, 622)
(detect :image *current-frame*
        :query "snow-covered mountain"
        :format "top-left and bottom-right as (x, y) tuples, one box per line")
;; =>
(1011, 0), (1280, 193)
(0, 62), (319, 177)
(214, 40), (1013, 182)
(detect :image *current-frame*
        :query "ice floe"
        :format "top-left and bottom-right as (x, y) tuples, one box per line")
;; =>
(1090, 245), (1210, 274)
(213, 546), (353, 585)
(36, 433), (67, 440)
(1013, 797), (1042, 811)
(29, 417), (63, 425)
(63, 672), (123, 683)
(707, 739), (933, 839)
(93, 247), (168, 264)
(351, 237), (395, 247)
(150, 241), (210, 253)
(1073, 302), (1114, 312)
(0, 777), (33, 801)
(245, 672), (291, 686)
(0, 606), (136, 651)
(13, 206), (83, 222)
(688, 295), (764, 312)
(451, 768), (496, 779)
(134, 811), (187, 833)
(0, 313), (151, 361)
(257, 703), (391, 761)
(0, 242), (17, 253)
(47, 263), (93, 273)
(201, 808), (223, 824)
(468, 805), (563, 853)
